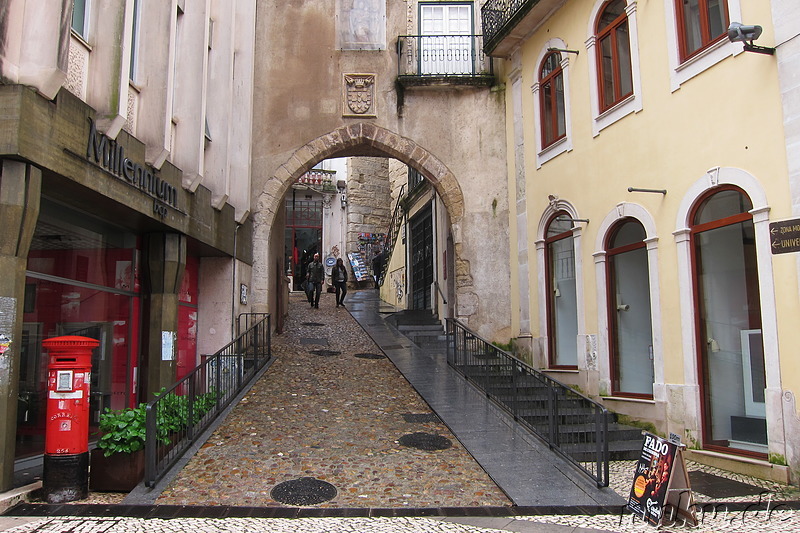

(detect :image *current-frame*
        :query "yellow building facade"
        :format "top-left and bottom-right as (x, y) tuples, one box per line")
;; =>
(493, 0), (799, 482)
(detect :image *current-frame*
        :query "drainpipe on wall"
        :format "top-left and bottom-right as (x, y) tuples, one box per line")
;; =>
(231, 223), (241, 339)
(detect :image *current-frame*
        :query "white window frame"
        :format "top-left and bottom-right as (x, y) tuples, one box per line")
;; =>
(593, 202), (664, 401)
(532, 39), (574, 168)
(71, 0), (91, 39)
(663, 0), (743, 92)
(585, 0), (643, 137)
(536, 199), (586, 371)
(129, 0), (142, 82)
(673, 167), (781, 452)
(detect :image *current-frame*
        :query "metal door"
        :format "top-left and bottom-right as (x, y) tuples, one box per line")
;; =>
(411, 206), (434, 310)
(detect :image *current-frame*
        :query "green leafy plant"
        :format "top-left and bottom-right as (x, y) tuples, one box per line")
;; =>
(96, 404), (147, 457)
(95, 388), (220, 457)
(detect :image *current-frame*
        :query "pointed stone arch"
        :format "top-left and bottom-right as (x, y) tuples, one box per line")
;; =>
(251, 122), (468, 313)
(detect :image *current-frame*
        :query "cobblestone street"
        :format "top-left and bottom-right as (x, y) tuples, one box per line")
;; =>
(3, 290), (800, 533)
(155, 291), (509, 508)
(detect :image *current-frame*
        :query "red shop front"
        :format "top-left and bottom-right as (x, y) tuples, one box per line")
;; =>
(16, 198), (198, 459)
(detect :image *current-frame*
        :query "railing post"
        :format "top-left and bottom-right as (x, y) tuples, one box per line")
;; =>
(511, 360), (518, 420)
(548, 385), (558, 448)
(144, 403), (156, 487)
(187, 375), (195, 441)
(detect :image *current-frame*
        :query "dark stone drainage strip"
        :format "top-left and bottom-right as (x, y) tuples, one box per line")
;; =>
(402, 413), (441, 424)
(270, 477), (337, 506)
(354, 352), (385, 360)
(309, 349), (341, 357)
(398, 432), (452, 451)
(301, 322), (325, 327)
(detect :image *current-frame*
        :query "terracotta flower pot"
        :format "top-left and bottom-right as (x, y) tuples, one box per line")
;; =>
(89, 448), (144, 492)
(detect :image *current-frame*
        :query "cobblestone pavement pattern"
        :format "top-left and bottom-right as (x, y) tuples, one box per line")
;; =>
(155, 292), (510, 508)
(4, 291), (800, 532)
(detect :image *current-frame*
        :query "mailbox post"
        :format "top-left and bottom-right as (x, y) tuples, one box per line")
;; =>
(42, 335), (98, 503)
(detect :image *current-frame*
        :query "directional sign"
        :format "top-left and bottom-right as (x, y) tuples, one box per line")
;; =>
(769, 219), (800, 255)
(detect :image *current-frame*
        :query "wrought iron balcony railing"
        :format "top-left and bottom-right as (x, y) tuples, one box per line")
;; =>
(482, 0), (540, 56)
(397, 34), (493, 85)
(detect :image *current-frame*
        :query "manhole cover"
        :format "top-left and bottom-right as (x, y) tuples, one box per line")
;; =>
(402, 413), (441, 424)
(310, 349), (341, 357)
(271, 477), (337, 506)
(354, 352), (385, 359)
(302, 322), (325, 327)
(398, 432), (452, 451)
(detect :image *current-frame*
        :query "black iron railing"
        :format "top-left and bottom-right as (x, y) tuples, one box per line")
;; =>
(446, 319), (610, 487)
(481, 0), (539, 55)
(397, 34), (493, 78)
(378, 184), (405, 287)
(144, 313), (271, 487)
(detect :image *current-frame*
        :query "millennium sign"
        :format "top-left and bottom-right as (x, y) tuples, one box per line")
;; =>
(86, 118), (178, 218)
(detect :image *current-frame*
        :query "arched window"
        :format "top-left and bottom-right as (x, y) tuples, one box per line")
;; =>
(675, 0), (729, 62)
(606, 218), (653, 397)
(539, 51), (566, 149)
(691, 187), (766, 455)
(595, 0), (633, 112)
(545, 213), (578, 368)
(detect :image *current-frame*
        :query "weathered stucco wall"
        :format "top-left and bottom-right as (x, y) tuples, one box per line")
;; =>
(250, 1), (510, 340)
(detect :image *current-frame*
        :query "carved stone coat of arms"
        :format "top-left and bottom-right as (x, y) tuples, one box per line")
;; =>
(343, 74), (376, 117)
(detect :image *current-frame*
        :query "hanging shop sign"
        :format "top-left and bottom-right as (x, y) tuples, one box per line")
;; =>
(769, 218), (800, 255)
(626, 432), (696, 527)
(86, 118), (179, 218)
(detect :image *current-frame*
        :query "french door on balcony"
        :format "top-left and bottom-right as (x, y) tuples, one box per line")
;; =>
(420, 3), (474, 75)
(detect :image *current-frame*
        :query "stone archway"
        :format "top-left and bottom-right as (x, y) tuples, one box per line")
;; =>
(251, 122), (468, 314)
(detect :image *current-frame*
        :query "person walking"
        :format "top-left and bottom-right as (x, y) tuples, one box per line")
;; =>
(371, 248), (384, 289)
(306, 253), (324, 308)
(332, 258), (349, 307)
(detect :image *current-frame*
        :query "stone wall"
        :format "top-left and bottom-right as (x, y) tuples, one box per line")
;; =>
(346, 157), (392, 259)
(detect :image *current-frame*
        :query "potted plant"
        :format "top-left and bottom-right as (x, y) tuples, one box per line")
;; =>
(89, 387), (219, 492)
(89, 403), (147, 492)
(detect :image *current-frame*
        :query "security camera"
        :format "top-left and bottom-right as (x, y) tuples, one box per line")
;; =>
(727, 22), (774, 55)
(727, 22), (762, 43)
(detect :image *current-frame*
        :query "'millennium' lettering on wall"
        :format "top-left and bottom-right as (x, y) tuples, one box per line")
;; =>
(86, 118), (178, 212)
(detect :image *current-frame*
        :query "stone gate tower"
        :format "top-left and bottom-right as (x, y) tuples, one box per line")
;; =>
(251, 0), (511, 340)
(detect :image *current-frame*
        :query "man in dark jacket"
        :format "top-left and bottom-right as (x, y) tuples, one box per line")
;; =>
(306, 253), (324, 308)
(371, 249), (384, 289)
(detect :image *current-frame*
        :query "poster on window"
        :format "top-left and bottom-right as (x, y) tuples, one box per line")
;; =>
(627, 432), (696, 527)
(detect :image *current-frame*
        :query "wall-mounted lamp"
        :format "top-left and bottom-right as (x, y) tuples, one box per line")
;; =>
(727, 22), (775, 55)
(547, 47), (579, 56)
(628, 187), (667, 195)
(557, 216), (589, 224)
(337, 179), (347, 208)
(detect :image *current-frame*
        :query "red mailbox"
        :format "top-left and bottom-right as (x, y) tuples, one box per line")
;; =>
(42, 335), (98, 503)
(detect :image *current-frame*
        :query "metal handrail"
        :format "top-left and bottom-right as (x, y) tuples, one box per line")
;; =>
(433, 281), (447, 305)
(397, 34), (493, 77)
(378, 185), (405, 287)
(446, 318), (610, 487)
(144, 313), (271, 487)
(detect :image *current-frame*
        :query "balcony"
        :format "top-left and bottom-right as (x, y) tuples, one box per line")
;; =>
(396, 34), (494, 88)
(482, 0), (567, 58)
(295, 169), (337, 192)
